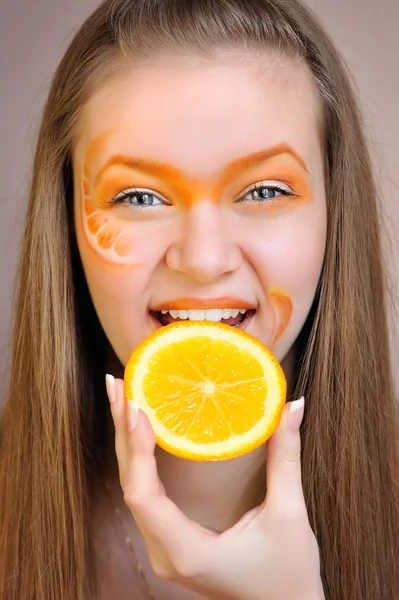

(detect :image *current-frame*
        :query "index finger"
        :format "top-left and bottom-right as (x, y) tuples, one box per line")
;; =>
(113, 380), (212, 574)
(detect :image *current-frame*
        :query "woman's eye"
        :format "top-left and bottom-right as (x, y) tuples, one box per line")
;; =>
(110, 189), (167, 208)
(238, 184), (296, 203)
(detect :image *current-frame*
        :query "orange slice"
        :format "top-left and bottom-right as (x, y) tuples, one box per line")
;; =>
(124, 321), (287, 461)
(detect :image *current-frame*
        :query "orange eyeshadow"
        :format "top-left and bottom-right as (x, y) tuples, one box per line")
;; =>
(86, 140), (313, 209)
(92, 168), (168, 207)
(90, 156), (312, 209)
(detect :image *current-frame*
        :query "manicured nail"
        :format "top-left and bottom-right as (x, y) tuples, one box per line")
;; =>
(127, 400), (139, 432)
(105, 374), (116, 403)
(288, 396), (305, 431)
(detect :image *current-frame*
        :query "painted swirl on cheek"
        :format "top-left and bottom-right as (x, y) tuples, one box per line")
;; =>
(269, 290), (294, 345)
(80, 133), (139, 265)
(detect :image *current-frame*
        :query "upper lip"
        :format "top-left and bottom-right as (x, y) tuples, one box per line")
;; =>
(150, 297), (257, 311)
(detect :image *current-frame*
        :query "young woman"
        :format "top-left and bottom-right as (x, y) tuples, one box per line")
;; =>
(1, 0), (398, 599)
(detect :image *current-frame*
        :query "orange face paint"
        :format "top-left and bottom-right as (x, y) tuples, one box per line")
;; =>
(80, 131), (313, 265)
(269, 289), (294, 345)
(93, 142), (313, 209)
(81, 132), (141, 265)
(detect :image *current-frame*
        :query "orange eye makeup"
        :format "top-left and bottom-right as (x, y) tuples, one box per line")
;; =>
(88, 148), (312, 209)
(80, 134), (314, 265)
(93, 169), (172, 209)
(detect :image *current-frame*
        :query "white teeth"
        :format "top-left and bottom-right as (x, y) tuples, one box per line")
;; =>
(187, 309), (207, 321)
(222, 308), (240, 318)
(203, 308), (223, 322)
(161, 308), (248, 322)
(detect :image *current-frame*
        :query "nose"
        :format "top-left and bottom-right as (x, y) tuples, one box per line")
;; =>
(166, 203), (243, 283)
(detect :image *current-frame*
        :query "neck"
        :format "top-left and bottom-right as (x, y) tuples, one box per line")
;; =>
(104, 343), (295, 532)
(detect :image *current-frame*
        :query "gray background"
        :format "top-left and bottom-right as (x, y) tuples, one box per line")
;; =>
(1, 0), (398, 397)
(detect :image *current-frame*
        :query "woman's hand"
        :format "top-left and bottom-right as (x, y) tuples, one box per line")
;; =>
(106, 376), (325, 600)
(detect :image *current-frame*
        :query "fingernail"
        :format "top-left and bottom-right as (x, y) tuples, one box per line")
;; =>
(105, 374), (116, 403)
(288, 396), (305, 431)
(127, 400), (139, 432)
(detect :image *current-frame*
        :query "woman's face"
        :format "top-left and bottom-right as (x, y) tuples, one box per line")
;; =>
(72, 51), (327, 367)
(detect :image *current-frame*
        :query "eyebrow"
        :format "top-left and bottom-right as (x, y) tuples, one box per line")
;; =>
(94, 142), (309, 187)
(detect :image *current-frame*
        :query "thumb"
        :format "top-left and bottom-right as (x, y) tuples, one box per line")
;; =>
(265, 396), (306, 515)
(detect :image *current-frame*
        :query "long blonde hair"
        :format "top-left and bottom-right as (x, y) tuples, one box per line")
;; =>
(1, 1), (398, 598)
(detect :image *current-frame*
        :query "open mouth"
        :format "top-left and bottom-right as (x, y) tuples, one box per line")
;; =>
(149, 308), (256, 329)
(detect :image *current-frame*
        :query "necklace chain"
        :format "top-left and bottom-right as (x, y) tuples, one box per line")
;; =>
(103, 478), (156, 599)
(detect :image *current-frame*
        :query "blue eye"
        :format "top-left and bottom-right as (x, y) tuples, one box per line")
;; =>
(238, 183), (296, 203)
(109, 188), (167, 208)
(109, 182), (297, 208)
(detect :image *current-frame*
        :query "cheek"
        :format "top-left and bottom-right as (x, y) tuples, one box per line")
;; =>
(266, 231), (325, 293)
(85, 271), (145, 364)
(83, 189), (141, 264)
(74, 202), (167, 364)
(251, 209), (326, 291)
(245, 208), (326, 354)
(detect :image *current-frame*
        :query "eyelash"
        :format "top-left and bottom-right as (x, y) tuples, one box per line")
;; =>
(239, 182), (297, 203)
(108, 182), (297, 208)
(109, 189), (168, 208)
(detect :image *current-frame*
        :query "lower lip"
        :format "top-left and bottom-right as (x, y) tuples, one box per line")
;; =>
(149, 310), (256, 331)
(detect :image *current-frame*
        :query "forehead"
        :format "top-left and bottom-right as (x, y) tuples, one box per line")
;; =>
(73, 52), (323, 180)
